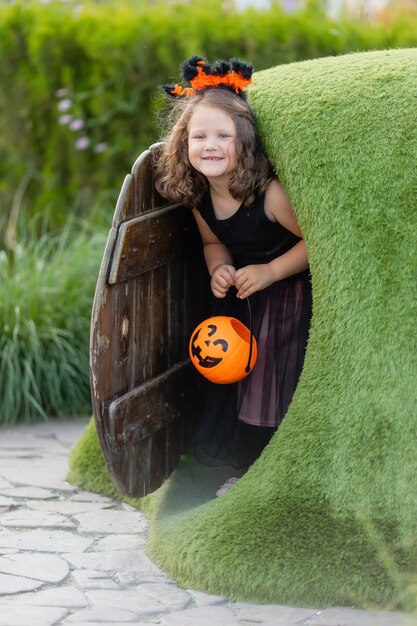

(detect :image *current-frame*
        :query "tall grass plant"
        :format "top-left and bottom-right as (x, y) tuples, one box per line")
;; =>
(0, 218), (106, 424)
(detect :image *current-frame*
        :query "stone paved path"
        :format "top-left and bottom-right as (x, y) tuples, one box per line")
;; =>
(0, 419), (416, 626)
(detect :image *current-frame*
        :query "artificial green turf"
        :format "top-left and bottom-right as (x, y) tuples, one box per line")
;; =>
(69, 48), (417, 611)
(68, 418), (121, 501)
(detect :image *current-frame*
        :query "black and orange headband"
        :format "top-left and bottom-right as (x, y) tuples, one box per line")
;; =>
(162, 56), (253, 99)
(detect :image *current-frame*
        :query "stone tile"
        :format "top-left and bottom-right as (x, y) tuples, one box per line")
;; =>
(0, 495), (18, 507)
(0, 494), (18, 513)
(0, 477), (13, 489)
(0, 450), (56, 459)
(0, 549), (18, 555)
(0, 458), (76, 491)
(0, 572), (44, 594)
(235, 602), (318, 624)
(87, 582), (190, 615)
(66, 549), (165, 582)
(158, 605), (244, 626)
(136, 582), (191, 609)
(57, 427), (90, 447)
(0, 528), (93, 552)
(1, 509), (75, 529)
(189, 590), (228, 607)
(121, 502), (140, 512)
(0, 586), (88, 608)
(251, 617), (322, 626)
(71, 569), (120, 590)
(72, 509), (147, 534)
(94, 533), (146, 551)
(69, 491), (115, 504)
(115, 566), (171, 585)
(28, 418), (88, 443)
(63, 623), (147, 626)
(0, 553), (69, 583)
(308, 607), (417, 626)
(64, 607), (146, 623)
(0, 486), (56, 499)
(0, 605), (67, 626)
(86, 589), (162, 616)
(27, 499), (114, 515)
(0, 431), (61, 450)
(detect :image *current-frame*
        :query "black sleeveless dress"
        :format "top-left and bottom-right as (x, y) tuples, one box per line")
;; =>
(193, 190), (312, 468)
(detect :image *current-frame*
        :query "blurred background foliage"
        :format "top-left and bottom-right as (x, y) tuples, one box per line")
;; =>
(0, 0), (416, 423)
(1, 0), (417, 240)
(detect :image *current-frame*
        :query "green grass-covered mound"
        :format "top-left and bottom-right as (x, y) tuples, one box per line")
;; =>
(69, 48), (417, 611)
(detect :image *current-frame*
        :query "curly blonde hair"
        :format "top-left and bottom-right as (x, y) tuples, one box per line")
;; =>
(155, 88), (273, 209)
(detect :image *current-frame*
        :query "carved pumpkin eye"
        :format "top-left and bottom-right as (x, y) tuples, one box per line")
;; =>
(190, 324), (229, 370)
(189, 316), (257, 384)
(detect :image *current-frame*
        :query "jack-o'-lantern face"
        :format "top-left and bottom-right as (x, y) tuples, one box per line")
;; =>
(189, 315), (258, 384)
(190, 324), (229, 369)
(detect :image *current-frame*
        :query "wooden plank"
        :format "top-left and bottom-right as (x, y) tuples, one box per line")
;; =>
(166, 259), (186, 365)
(108, 204), (199, 284)
(112, 146), (168, 225)
(149, 143), (171, 211)
(149, 264), (170, 376)
(112, 174), (134, 227)
(90, 226), (119, 460)
(130, 143), (167, 211)
(132, 149), (154, 217)
(131, 144), (170, 217)
(110, 428), (174, 498)
(107, 360), (195, 452)
(103, 428), (180, 498)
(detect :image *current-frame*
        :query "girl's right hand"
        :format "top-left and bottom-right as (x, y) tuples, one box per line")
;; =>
(211, 264), (236, 298)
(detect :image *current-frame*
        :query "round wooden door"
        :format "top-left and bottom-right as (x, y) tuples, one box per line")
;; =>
(90, 143), (209, 497)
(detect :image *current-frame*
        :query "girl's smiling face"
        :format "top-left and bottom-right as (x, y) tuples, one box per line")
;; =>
(187, 105), (237, 183)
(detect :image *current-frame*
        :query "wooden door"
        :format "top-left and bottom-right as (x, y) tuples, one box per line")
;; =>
(90, 143), (210, 497)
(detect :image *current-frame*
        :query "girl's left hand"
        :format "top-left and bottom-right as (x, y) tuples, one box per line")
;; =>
(234, 264), (276, 299)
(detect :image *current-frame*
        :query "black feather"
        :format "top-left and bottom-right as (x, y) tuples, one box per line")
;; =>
(160, 84), (179, 98)
(202, 63), (215, 76)
(231, 58), (253, 79)
(211, 61), (231, 76)
(181, 55), (206, 81)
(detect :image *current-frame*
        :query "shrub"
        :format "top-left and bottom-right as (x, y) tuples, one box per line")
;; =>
(0, 219), (106, 424)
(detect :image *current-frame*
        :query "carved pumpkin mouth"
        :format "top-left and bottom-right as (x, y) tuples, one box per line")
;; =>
(190, 326), (228, 369)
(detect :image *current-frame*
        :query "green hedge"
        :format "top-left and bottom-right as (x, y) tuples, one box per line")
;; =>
(1, 0), (417, 240)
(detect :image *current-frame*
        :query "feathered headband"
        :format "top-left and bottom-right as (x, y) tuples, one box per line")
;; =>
(162, 56), (253, 99)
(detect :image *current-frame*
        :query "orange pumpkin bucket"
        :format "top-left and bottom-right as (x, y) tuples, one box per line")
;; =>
(189, 315), (258, 384)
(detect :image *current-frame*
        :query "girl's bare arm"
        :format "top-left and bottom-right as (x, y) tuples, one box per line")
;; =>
(234, 180), (308, 299)
(192, 209), (236, 298)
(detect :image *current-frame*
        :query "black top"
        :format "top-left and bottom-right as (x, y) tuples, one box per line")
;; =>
(197, 191), (302, 269)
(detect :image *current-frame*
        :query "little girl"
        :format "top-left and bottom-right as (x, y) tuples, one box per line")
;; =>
(156, 56), (312, 477)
